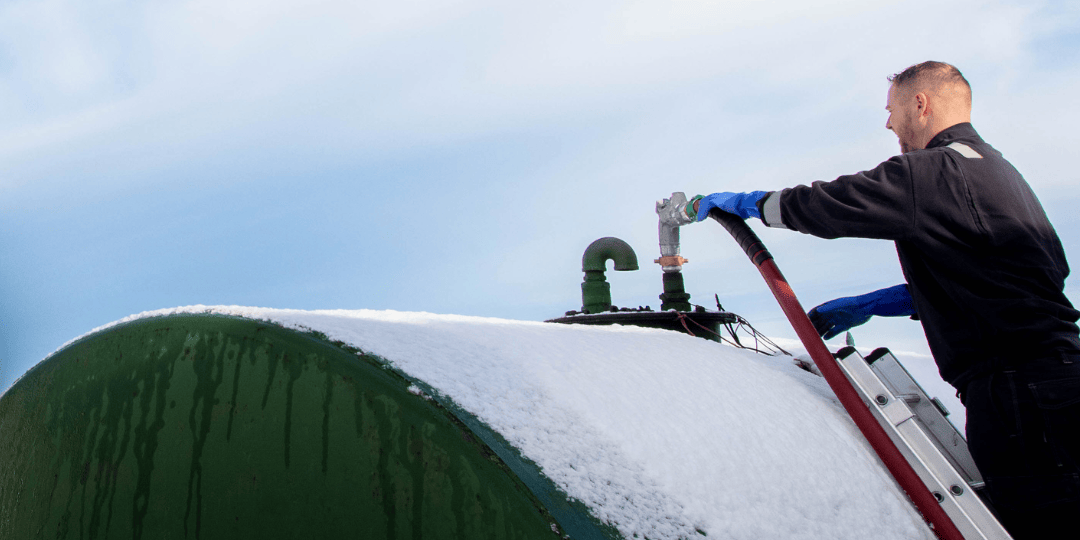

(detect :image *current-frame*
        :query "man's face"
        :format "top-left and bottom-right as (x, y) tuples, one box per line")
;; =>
(885, 84), (917, 153)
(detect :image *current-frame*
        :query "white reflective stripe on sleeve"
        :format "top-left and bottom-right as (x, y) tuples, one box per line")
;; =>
(761, 191), (789, 229)
(947, 142), (982, 159)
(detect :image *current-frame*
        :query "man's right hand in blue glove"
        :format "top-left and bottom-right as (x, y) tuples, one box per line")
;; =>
(693, 191), (768, 222)
(807, 284), (917, 340)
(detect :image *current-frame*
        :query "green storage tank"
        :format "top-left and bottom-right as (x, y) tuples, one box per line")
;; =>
(0, 314), (616, 540)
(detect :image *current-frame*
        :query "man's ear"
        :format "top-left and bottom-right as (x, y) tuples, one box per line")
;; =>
(914, 92), (931, 118)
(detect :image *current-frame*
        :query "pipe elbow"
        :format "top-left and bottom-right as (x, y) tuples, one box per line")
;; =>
(582, 237), (639, 272)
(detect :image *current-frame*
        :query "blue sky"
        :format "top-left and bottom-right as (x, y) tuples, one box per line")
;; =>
(2, 0), (1079, 395)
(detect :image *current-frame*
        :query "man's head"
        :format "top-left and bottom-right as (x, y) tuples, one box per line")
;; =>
(885, 61), (972, 153)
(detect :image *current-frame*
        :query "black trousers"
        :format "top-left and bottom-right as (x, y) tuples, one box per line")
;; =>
(963, 356), (1080, 540)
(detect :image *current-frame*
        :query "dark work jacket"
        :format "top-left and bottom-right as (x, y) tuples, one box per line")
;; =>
(771, 123), (1079, 388)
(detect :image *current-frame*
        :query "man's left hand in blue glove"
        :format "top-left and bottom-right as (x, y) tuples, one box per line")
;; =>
(807, 284), (917, 340)
(693, 191), (769, 222)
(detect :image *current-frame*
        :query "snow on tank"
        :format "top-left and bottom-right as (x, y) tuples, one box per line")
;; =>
(0, 305), (934, 540)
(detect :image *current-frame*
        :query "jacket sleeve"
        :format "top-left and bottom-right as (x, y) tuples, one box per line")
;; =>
(767, 155), (917, 241)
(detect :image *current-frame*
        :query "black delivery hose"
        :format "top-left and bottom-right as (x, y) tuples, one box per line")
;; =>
(708, 209), (965, 540)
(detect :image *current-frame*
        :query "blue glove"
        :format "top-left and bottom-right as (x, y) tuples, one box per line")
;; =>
(807, 284), (916, 340)
(695, 191), (768, 222)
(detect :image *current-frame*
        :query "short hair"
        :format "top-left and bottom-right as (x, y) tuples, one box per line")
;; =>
(888, 61), (971, 101)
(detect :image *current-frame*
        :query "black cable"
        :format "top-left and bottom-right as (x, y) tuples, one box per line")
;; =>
(686, 304), (791, 357)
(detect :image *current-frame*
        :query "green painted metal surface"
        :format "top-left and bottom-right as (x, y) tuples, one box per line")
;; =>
(0, 314), (613, 540)
(581, 238), (638, 273)
(580, 238), (639, 314)
(658, 272), (692, 312)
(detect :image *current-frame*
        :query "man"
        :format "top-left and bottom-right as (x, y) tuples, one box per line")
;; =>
(692, 61), (1080, 538)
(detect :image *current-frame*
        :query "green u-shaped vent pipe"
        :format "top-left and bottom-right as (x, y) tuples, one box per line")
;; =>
(581, 237), (639, 314)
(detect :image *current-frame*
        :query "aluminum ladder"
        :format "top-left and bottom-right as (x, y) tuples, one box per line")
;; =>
(833, 346), (1012, 540)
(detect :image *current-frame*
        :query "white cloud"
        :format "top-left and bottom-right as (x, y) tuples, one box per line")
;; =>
(1, 0), (1077, 228)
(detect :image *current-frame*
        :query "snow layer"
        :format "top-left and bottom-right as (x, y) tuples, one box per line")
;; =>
(72, 306), (934, 540)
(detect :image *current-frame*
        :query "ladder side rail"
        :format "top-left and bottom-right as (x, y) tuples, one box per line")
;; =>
(870, 351), (985, 485)
(835, 350), (1013, 540)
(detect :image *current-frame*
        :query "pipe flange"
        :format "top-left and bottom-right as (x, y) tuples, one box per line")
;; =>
(654, 256), (689, 267)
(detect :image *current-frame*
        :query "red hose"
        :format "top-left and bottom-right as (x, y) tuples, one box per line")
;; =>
(711, 211), (965, 540)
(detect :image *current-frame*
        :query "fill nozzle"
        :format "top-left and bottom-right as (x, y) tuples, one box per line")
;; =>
(654, 192), (698, 311)
(654, 192), (696, 272)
